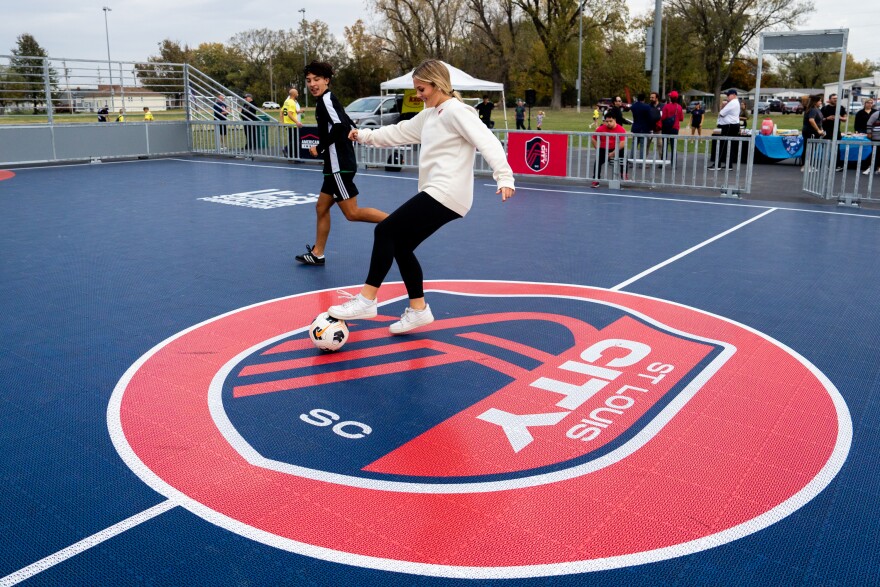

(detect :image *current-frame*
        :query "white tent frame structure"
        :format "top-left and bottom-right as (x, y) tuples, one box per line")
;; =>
(380, 61), (509, 129)
(749, 29), (849, 199)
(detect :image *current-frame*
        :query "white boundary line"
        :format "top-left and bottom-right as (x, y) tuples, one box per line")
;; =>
(0, 500), (176, 586)
(611, 208), (778, 290)
(503, 184), (880, 218)
(9, 156), (880, 217)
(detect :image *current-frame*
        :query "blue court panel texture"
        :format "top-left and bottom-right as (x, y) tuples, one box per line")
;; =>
(0, 157), (878, 586)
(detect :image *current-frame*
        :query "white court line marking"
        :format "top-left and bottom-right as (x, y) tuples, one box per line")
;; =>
(0, 500), (176, 586)
(611, 208), (778, 291)
(502, 184), (880, 219)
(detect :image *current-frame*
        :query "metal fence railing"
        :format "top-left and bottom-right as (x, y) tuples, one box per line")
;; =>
(0, 55), (273, 125)
(1, 53), (773, 197)
(349, 131), (752, 194)
(803, 137), (880, 204)
(0, 54), (189, 123)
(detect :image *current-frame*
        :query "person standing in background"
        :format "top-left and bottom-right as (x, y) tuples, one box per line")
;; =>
(143, 106), (154, 122)
(853, 98), (875, 134)
(689, 102), (705, 136)
(213, 94), (229, 149)
(476, 95), (495, 128)
(710, 89), (741, 170)
(241, 93), (259, 151)
(606, 96), (632, 127)
(821, 93), (848, 171)
(799, 94), (824, 170)
(629, 94), (653, 158)
(281, 88), (303, 158)
(515, 99), (526, 130)
(660, 90), (684, 160)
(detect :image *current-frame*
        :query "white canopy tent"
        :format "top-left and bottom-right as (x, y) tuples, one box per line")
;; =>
(379, 61), (508, 129)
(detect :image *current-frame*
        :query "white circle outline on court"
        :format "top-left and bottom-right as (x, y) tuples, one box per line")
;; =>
(108, 280), (853, 578)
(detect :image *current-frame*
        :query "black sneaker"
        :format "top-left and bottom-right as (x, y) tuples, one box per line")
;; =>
(295, 244), (325, 266)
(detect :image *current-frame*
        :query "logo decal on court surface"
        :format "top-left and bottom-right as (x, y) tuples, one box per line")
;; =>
(0, 170), (15, 181)
(199, 188), (318, 209)
(109, 281), (851, 579)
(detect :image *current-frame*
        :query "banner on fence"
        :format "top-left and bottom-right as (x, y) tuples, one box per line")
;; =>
(507, 132), (568, 176)
(298, 126), (320, 160)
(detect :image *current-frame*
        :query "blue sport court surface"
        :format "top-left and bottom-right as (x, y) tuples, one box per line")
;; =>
(0, 157), (878, 586)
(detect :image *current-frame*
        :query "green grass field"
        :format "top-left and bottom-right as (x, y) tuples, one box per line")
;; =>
(1, 107), (807, 132)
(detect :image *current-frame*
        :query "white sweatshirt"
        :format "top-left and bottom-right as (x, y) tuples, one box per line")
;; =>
(355, 98), (515, 217)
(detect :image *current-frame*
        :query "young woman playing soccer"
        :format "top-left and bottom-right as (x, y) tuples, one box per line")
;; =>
(327, 59), (516, 334)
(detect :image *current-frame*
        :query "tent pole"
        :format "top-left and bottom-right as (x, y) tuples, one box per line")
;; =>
(502, 90), (509, 130)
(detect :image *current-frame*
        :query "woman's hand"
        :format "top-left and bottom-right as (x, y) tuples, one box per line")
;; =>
(497, 186), (515, 201)
(309, 146), (318, 157)
(348, 129), (359, 141)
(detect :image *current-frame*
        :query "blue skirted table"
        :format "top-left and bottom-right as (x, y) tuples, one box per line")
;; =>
(753, 134), (872, 164)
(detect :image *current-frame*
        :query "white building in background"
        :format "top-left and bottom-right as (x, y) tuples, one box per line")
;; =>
(822, 72), (880, 107)
(64, 85), (168, 113)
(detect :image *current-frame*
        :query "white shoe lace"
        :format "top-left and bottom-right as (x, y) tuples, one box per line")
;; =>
(336, 289), (361, 309)
(399, 307), (416, 323)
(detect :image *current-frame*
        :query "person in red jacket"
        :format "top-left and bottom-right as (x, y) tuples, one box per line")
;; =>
(591, 112), (627, 188)
(660, 90), (684, 161)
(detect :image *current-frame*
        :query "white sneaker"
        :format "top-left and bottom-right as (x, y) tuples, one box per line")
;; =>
(328, 290), (377, 320)
(390, 305), (434, 334)
(864, 168), (871, 175)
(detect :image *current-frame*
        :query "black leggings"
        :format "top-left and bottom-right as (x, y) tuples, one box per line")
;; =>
(365, 191), (462, 299)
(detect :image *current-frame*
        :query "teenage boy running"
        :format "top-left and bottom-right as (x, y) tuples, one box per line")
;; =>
(295, 61), (388, 265)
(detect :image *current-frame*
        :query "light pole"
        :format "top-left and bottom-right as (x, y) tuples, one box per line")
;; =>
(102, 6), (115, 112)
(576, 0), (584, 113)
(651, 0), (662, 93)
(299, 8), (307, 110)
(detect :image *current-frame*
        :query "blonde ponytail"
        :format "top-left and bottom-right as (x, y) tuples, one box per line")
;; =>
(412, 59), (463, 102)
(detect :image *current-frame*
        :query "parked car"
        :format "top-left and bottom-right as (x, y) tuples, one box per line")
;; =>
(768, 99), (784, 113)
(261, 101), (280, 109)
(782, 101), (804, 114)
(345, 94), (404, 127)
(686, 100), (703, 113)
(755, 101), (771, 114)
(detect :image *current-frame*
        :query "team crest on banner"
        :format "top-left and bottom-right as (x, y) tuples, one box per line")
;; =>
(507, 133), (568, 176)
(526, 136), (550, 172)
(110, 281), (850, 579)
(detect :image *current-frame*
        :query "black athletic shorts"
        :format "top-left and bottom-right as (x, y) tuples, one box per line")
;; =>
(321, 172), (359, 202)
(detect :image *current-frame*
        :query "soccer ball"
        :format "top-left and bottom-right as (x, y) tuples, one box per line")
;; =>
(309, 312), (349, 352)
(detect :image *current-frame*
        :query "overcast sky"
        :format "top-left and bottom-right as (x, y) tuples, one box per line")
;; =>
(2, 0), (879, 67)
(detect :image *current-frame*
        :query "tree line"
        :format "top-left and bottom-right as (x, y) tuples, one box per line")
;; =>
(6, 0), (879, 116)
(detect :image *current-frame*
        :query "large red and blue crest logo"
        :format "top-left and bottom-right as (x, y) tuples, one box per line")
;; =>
(109, 281), (851, 578)
(525, 137), (550, 172)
